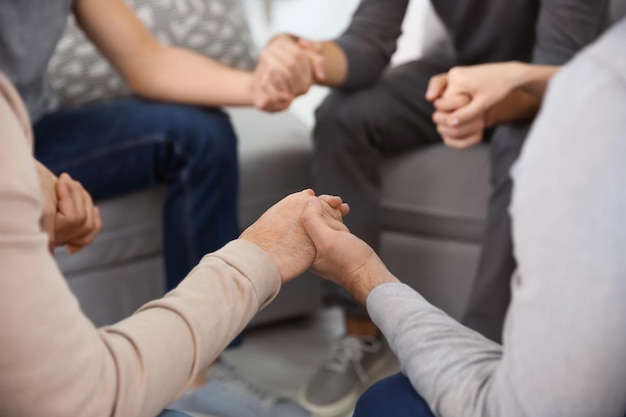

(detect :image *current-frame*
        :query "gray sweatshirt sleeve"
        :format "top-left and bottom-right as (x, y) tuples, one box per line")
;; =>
(334, 0), (409, 91)
(366, 20), (626, 417)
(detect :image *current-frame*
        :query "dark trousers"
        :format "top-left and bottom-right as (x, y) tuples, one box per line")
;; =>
(33, 97), (240, 291)
(353, 373), (435, 417)
(313, 59), (528, 341)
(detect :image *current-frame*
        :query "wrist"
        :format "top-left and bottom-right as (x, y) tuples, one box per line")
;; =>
(346, 257), (399, 305)
(241, 71), (255, 106)
(505, 61), (527, 90)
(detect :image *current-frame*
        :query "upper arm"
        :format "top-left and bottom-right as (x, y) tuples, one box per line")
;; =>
(335, 0), (409, 90)
(533, 0), (609, 65)
(73, 0), (161, 83)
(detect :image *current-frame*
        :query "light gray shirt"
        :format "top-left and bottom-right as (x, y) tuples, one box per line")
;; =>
(366, 19), (626, 417)
(0, 0), (75, 121)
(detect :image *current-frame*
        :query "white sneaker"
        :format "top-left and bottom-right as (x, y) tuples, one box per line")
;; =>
(298, 336), (397, 417)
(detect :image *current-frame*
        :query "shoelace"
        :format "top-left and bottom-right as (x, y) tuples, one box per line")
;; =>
(212, 360), (277, 407)
(324, 336), (381, 383)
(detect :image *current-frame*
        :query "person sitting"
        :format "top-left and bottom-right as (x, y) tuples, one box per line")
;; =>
(298, 18), (626, 417)
(0, 70), (348, 417)
(0, 1), (318, 414)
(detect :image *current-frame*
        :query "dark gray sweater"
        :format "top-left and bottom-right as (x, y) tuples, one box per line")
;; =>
(335, 0), (609, 91)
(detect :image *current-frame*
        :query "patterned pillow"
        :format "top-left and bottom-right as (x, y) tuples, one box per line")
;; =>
(48, 0), (258, 107)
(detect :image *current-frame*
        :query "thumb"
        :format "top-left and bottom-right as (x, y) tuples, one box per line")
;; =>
(302, 197), (331, 249)
(426, 73), (448, 101)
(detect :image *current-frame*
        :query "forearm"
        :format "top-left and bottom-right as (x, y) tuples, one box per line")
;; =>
(316, 41), (349, 88)
(126, 45), (254, 107)
(508, 62), (560, 96)
(0, 237), (280, 417)
(485, 89), (542, 127)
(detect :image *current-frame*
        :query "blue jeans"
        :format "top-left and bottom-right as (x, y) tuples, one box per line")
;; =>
(354, 373), (436, 417)
(34, 97), (239, 291)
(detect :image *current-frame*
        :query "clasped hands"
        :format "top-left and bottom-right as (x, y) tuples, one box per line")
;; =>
(251, 34), (326, 112)
(427, 62), (522, 149)
(36, 161), (102, 254)
(241, 190), (397, 305)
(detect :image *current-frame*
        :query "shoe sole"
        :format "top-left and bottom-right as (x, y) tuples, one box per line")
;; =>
(297, 348), (400, 417)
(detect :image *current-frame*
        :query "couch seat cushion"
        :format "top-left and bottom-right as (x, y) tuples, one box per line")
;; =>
(381, 144), (490, 243)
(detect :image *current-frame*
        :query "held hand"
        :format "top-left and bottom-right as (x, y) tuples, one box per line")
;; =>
(431, 92), (486, 149)
(37, 162), (102, 254)
(439, 63), (519, 125)
(302, 197), (398, 305)
(252, 34), (325, 112)
(53, 173), (103, 254)
(240, 190), (347, 283)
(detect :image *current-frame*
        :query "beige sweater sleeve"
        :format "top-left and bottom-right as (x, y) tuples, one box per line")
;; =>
(0, 73), (282, 417)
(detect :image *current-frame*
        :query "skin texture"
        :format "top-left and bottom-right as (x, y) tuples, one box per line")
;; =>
(240, 190), (349, 283)
(302, 197), (398, 305)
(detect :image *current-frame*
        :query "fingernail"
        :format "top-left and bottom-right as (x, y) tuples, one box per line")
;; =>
(450, 117), (460, 126)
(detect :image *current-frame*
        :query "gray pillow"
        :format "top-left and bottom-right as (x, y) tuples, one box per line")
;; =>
(48, 0), (258, 107)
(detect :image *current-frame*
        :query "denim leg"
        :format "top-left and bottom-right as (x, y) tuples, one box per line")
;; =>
(33, 97), (239, 290)
(353, 373), (435, 417)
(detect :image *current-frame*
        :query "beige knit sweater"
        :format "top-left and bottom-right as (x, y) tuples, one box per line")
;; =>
(0, 72), (281, 417)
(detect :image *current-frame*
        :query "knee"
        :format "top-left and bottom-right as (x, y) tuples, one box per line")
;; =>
(354, 373), (434, 417)
(169, 106), (238, 170)
(313, 91), (373, 152)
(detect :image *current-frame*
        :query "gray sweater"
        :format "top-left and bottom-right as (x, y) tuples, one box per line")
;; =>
(336, 0), (609, 91)
(0, 0), (75, 121)
(366, 19), (626, 417)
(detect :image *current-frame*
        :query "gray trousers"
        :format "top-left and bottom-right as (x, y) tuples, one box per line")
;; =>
(313, 59), (529, 342)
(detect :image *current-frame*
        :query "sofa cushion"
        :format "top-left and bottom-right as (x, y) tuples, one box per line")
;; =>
(48, 0), (257, 107)
(381, 144), (490, 243)
(55, 188), (165, 276)
(228, 107), (313, 228)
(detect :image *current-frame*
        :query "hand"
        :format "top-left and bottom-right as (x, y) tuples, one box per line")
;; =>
(437, 63), (519, 125)
(240, 190), (348, 283)
(252, 34), (325, 112)
(54, 173), (102, 253)
(431, 92), (486, 149)
(36, 162), (102, 253)
(302, 197), (398, 305)
(426, 73), (486, 150)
